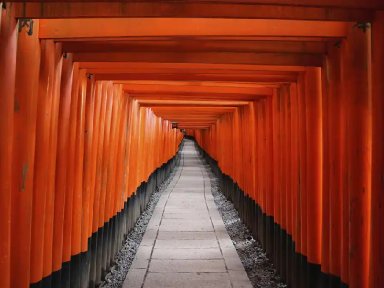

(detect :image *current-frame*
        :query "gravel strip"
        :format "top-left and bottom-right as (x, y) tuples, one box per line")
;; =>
(206, 164), (286, 288)
(99, 168), (177, 288)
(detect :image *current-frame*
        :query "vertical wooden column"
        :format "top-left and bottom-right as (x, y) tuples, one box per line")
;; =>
(324, 43), (343, 285)
(0, 4), (17, 288)
(297, 72), (308, 288)
(43, 42), (63, 286)
(320, 57), (331, 279)
(265, 96), (274, 258)
(29, 40), (56, 285)
(265, 97), (273, 219)
(61, 63), (80, 287)
(52, 53), (74, 284)
(370, 11), (384, 288)
(10, 19), (40, 288)
(70, 69), (86, 288)
(289, 82), (299, 287)
(342, 24), (372, 288)
(81, 77), (96, 288)
(271, 88), (280, 267)
(304, 68), (323, 274)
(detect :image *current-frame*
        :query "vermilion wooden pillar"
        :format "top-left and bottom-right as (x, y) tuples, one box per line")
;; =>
(0, 4), (17, 288)
(289, 83), (299, 249)
(342, 24), (372, 288)
(30, 40), (57, 285)
(11, 19), (41, 288)
(62, 63), (80, 284)
(52, 53), (74, 279)
(43, 43), (63, 285)
(297, 74), (307, 261)
(304, 67), (322, 274)
(370, 11), (384, 288)
(324, 43), (343, 283)
(82, 77), (96, 257)
(321, 57), (331, 278)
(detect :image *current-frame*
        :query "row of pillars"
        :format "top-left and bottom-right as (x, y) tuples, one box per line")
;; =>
(0, 8), (183, 288)
(191, 15), (384, 288)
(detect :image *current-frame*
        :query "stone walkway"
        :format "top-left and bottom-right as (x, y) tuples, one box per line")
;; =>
(123, 140), (253, 288)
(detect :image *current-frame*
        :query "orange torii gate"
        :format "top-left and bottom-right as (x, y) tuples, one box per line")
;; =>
(0, 1), (383, 288)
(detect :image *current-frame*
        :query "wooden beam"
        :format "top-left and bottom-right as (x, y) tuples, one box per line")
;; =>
(62, 39), (327, 54)
(39, 18), (348, 39)
(130, 93), (267, 101)
(138, 100), (250, 106)
(94, 73), (298, 83)
(13, 2), (375, 21)
(151, 106), (236, 112)
(74, 51), (323, 67)
(79, 62), (308, 72)
(123, 83), (274, 95)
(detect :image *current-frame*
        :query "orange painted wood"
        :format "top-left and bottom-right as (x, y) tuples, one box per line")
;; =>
(342, 24), (372, 288)
(265, 98), (274, 216)
(285, 85), (292, 238)
(39, 18), (348, 39)
(340, 40), (350, 285)
(320, 59), (331, 274)
(271, 88), (281, 227)
(11, 19), (40, 288)
(289, 83), (299, 246)
(304, 67), (322, 265)
(73, 51), (323, 67)
(11, 0), (383, 9)
(70, 70), (86, 258)
(370, 10), (384, 288)
(53, 53), (74, 272)
(98, 82), (114, 229)
(325, 43), (343, 280)
(43, 42), (63, 279)
(0, 5), (17, 288)
(62, 63), (80, 263)
(91, 82), (107, 233)
(82, 77), (96, 252)
(30, 40), (57, 284)
(13, 2), (374, 21)
(297, 73), (307, 256)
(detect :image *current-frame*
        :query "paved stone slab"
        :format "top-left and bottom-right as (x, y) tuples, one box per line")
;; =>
(144, 272), (231, 288)
(155, 239), (219, 249)
(123, 269), (146, 288)
(123, 140), (252, 288)
(152, 248), (222, 259)
(149, 259), (227, 273)
(157, 231), (217, 240)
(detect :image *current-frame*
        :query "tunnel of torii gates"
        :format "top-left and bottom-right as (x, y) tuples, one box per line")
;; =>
(0, 1), (384, 288)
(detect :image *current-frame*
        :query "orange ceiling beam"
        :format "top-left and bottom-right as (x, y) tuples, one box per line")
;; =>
(61, 36), (337, 42)
(79, 62), (308, 72)
(73, 51), (323, 67)
(62, 40), (327, 54)
(122, 80), (276, 88)
(151, 106), (237, 112)
(129, 93), (267, 101)
(94, 73), (298, 83)
(123, 83), (274, 96)
(10, 0), (382, 9)
(39, 18), (348, 39)
(138, 100), (250, 107)
(13, 2), (374, 21)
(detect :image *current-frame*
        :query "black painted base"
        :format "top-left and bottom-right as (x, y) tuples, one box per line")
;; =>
(195, 141), (348, 288)
(31, 142), (183, 288)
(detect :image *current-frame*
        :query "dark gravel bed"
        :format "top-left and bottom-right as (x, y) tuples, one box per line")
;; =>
(99, 169), (176, 288)
(207, 165), (286, 288)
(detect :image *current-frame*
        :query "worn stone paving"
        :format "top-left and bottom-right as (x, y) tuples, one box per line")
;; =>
(123, 140), (252, 288)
